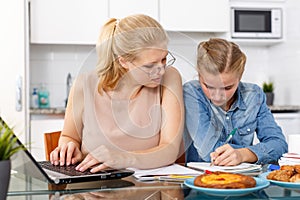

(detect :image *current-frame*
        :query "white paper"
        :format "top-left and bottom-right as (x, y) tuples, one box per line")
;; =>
(187, 162), (262, 173)
(127, 164), (201, 181)
(279, 153), (300, 166)
(282, 153), (300, 159)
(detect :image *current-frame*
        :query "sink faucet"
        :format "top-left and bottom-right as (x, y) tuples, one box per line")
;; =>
(65, 73), (72, 107)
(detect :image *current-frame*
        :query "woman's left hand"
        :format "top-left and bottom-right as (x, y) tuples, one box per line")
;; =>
(75, 145), (136, 173)
(210, 144), (243, 166)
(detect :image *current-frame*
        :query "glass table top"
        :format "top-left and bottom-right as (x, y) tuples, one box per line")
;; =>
(7, 172), (300, 200)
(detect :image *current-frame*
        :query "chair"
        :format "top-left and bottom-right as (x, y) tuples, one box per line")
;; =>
(175, 141), (186, 164)
(44, 131), (61, 161)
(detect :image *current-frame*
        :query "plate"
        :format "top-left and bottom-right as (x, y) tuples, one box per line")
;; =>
(260, 172), (300, 189)
(184, 177), (269, 196)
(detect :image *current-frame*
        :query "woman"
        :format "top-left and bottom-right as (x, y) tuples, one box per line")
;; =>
(50, 14), (184, 172)
(184, 38), (287, 166)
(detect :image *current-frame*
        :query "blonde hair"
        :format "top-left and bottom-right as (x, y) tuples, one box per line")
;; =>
(196, 38), (246, 77)
(96, 14), (168, 92)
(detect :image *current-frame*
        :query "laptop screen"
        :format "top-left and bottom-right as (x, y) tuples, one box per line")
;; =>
(2, 117), (134, 185)
(11, 137), (52, 183)
(0, 117), (50, 183)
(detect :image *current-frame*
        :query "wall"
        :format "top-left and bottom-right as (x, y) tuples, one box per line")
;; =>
(30, 45), (96, 107)
(30, 0), (300, 108)
(29, 34), (271, 108)
(267, 0), (300, 105)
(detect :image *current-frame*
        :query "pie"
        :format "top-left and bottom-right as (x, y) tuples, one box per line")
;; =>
(267, 165), (300, 182)
(194, 171), (256, 189)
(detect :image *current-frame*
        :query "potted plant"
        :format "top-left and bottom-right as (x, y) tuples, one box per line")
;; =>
(262, 81), (274, 106)
(0, 117), (25, 200)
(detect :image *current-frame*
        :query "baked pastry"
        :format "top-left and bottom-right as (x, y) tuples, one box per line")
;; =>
(290, 174), (300, 183)
(280, 165), (295, 172)
(194, 171), (256, 189)
(294, 165), (300, 174)
(267, 165), (300, 182)
(267, 169), (294, 182)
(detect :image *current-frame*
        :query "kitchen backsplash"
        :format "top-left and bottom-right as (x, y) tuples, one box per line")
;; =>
(30, 0), (300, 108)
(29, 39), (269, 108)
(30, 44), (96, 108)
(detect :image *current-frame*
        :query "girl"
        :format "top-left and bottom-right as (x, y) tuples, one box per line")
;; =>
(184, 38), (287, 166)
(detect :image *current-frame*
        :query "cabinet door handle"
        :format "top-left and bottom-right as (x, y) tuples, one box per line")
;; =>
(16, 75), (22, 112)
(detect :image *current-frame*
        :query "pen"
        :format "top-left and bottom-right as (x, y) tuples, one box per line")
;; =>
(169, 175), (194, 179)
(211, 128), (238, 166)
(224, 128), (238, 144)
(159, 175), (195, 182)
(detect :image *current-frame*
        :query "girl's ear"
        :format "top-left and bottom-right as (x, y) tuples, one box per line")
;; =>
(118, 56), (129, 69)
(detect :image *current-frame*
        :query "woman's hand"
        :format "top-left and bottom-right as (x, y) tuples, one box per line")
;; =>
(75, 145), (136, 173)
(50, 141), (83, 166)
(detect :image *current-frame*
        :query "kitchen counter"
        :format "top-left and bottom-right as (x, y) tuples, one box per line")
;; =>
(29, 106), (300, 115)
(269, 105), (300, 113)
(30, 107), (65, 115)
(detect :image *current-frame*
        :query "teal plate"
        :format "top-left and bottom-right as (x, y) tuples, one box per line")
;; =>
(184, 177), (269, 197)
(260, 172), (300, 189)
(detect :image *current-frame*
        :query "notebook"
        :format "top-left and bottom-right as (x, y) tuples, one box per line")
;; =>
(187, 162), (262, 176)
(128, 164), (201, 181)
(10, 133), (134, 185)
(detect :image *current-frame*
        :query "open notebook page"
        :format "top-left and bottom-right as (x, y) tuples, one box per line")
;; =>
(127, 164), (201, 181)
(187, 162), (262, 173)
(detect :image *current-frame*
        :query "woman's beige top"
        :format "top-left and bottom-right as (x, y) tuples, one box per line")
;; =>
(74, 71), (162, 155)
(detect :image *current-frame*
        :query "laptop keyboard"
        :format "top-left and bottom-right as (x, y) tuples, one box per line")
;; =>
(38, 161), (117, 176)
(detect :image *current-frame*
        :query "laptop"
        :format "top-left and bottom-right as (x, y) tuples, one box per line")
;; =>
(2, 121), (134, 185)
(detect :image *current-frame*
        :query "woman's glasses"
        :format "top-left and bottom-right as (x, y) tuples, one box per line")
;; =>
(136, 51), (176, 77)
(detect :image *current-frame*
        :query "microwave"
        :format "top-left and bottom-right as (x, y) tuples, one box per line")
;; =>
(231, 7), (282, 39)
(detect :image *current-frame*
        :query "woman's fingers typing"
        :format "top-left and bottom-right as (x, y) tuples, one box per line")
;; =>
(76, 154), (103, 172)
(90, 163), (108, 173)
(50, 142), (81, 166)
(59, 144), (68, 166)
(50, 147), (60, 165)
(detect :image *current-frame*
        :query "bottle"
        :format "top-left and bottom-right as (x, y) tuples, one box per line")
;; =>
(31, 88), (39, 108)
(38, 83), (50, 108)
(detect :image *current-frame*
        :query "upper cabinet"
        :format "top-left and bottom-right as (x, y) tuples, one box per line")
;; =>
(30, 0), (109, 44)
(160, 0), (229, 32)
(109, 0), (159, 21)
(30, 0), (229, 44)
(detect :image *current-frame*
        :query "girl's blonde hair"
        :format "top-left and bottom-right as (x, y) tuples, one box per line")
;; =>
(96, 14), (168, 92)
(196, 38), (246, 77)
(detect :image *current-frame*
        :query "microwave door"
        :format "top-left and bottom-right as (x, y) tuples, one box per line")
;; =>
(233, 10), (272, 38)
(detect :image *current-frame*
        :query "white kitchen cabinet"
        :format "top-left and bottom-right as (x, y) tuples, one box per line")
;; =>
(274, 113), (300, 139)
(30, 0), (109, 44)
(160, 0), (229, 32)
(109, 0), (159, 20)
(30, 117), (64, 161)
(273, 112), (300, 152)
(0, 0), (29, 143)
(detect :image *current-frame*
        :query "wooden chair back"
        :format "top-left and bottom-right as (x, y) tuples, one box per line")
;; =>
(175, 140), (186, 164)
(44, 131), (61, 161)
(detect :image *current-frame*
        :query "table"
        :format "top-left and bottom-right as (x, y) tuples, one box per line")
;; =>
(7, 172), (300, 200)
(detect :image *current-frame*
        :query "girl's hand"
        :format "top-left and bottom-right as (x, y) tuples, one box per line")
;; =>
(210, 144), (243, 166)
(50, 141), (83, 166)
(75, 145), (136, 173)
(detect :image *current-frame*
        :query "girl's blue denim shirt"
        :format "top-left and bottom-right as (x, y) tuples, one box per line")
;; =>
(183, 80), (288, 165)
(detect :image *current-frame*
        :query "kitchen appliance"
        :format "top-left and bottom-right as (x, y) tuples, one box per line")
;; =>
(231, 7), (282, 39)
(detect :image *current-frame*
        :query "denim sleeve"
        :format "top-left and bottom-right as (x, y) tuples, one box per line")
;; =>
(183, 82), (222, 162)
(247, 91), (288, 164)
